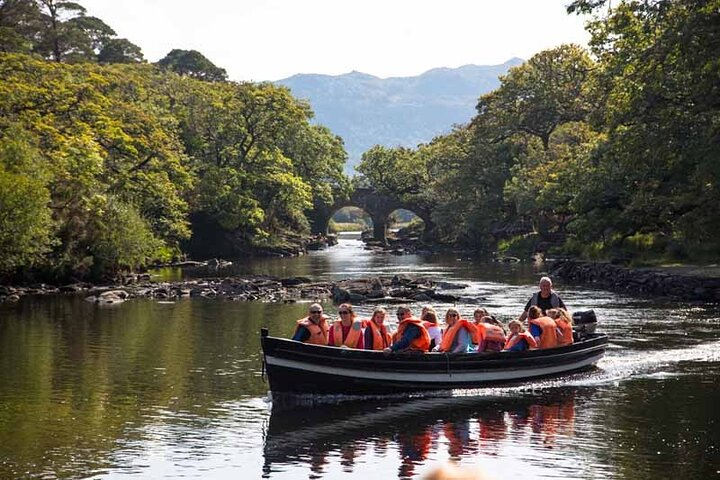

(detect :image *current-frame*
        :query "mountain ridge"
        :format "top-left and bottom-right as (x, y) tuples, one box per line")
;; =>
(275, 58), (523, 173)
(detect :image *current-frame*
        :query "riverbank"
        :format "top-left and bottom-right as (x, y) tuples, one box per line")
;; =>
(0, 275), (471, 305)
(549, 259), (720, 302)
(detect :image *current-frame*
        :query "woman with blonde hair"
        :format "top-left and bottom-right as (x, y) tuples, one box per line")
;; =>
(438, 308), (478, 353)
(504, 319), (537, 351)
(547, 308), (574, 346)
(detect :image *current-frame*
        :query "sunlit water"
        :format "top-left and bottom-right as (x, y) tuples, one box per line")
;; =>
(1, 233), (719, 479)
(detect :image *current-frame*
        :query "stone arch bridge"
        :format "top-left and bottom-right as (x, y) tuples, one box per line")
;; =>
(310, 188), (433, 244)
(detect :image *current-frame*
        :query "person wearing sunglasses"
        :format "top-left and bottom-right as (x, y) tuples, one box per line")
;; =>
(291, 303), (329, 345)
(437, 308), (479, 353)
(328, 303), (364, 349)
(385, 306), (430, 353)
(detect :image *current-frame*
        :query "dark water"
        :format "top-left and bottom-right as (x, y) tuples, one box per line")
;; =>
(1, 234), (719, 479)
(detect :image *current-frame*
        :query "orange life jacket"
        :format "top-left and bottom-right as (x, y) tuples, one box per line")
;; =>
(332, 320), (363, 348)
(476, 323), (506, 343)
(555, 318), (574, 346)
(439, 319), (479, 352)
(504, 331), (538, 350)
(529, 316), (558, 349)
(393, 317), (431, 352)
(366, 320), (391, 350)
(295, 316), (329, 345)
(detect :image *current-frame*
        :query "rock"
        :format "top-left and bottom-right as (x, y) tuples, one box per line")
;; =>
(85, 289), (128, 305)
(410, 293), (432, 301)
(281, 276), (312, 287)
(348, 292), (367, 302)
(429, 292), (461, 302)
(435, 281), (469, 290)
(332, 286), (351, 303)
(59, 284), (85, 293)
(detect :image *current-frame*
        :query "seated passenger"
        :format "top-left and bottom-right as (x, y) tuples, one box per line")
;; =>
(527, 305), (558, 349)
(421, 307), (443, 351)
(364, 307), (392, 350)
(328, 303), (364, 349)
(472, 308), (490, 324)
(291, 303), (329, 345)
(476, 316), (507, 353)
(547, 308), (574, 346)
(438, 308), (478, 353)
(385, 306), (431, 353)
(504, 319), (538, 351)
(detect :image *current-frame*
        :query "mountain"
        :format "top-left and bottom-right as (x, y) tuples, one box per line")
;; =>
(275, 58), (523, 173)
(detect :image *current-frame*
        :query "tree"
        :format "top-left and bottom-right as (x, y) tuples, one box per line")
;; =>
(566, 0), (720, 257)
(0, 0), (43, 54)
(476, 44), (594, 150)
(0, 54), (192, 277)
(157, 49), (227, 82)
(97, 37), (143, 64)
(0, 124), (54, 275)
(33, 0), (116, 62)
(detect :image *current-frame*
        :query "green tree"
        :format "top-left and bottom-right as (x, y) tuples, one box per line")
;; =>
(477, 44), (594, 150)
(33, 0), (116, 62)
(0, 0), (43, 54)
(567, 0), (720, 257)
(0, 125), (53, 275)
(97, 37), (143, 64)
(0, 54), (192, 277)
(156, 49), (227, 82)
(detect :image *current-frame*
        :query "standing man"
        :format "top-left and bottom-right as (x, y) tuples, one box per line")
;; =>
(518, 276), (566, 322)
(292, 303), (329, 345)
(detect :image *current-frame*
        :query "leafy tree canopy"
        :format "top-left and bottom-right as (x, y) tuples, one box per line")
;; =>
(156, 49), (227, 82)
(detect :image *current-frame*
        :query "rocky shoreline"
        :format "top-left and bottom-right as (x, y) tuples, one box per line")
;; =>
(0, 275), (476, 306)
(548, 259), (720, 302)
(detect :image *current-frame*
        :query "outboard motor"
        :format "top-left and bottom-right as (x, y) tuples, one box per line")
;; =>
(572, 310), (597, 341)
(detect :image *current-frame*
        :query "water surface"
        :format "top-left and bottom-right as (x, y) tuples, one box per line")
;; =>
(1, 234), (718, 479)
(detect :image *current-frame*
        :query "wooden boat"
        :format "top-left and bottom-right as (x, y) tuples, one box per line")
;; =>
(260, 315), (608, 398)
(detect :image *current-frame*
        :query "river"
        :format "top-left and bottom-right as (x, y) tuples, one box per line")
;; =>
(1, 234), (718, 479)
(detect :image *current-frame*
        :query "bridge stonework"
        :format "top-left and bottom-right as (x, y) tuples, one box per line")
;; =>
(310, 188), (433, 244)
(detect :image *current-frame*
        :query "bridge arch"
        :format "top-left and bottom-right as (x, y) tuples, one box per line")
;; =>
(311, 188), (433, 244)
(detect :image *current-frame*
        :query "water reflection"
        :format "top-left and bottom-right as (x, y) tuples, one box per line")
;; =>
(263, 390), (579, 479)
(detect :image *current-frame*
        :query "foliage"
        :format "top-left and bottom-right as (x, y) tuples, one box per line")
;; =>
(169, 77), (348, 242)
(566, 0), (720, 257)
(0, 52), (349, 278)
(156, 49), (227, 82)
(358, 8), (720, 263)
(0, 0), (144, 63)
(0, 127), (54, 275)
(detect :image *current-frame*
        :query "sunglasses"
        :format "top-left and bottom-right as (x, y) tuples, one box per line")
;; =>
(339, 311), (351, 315)
(310, 310), (322, 314)
(448, 313), (459, 317)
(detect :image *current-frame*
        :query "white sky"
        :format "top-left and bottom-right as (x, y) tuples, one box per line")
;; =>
(80, 0), (590, 82)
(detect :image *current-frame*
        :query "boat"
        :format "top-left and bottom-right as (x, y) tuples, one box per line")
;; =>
(261, 311), (608, 398)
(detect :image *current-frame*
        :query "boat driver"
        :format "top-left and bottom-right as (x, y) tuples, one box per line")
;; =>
(518, 276), (566, 322)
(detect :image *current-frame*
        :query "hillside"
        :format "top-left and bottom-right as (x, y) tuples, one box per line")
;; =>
(276, 58), (523, 172)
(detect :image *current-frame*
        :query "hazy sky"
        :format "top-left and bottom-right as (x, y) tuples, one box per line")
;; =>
(80, 0), (590, 82)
